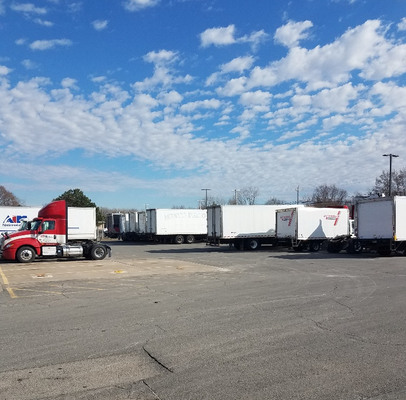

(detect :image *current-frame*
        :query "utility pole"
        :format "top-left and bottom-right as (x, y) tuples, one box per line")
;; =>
(383, 154), (399, 196)
(201, 188), (211, 208)
(296, 185), (300, 204)
(234, 189), (239, 205)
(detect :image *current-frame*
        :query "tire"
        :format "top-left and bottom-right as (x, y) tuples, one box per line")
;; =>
(346, 240), (363, 254)
(90, 244), (107, 260)
(16, 246), (36, 263)
(185, 235), (195, 244)
(174, 235), (184, 244)
(309, 242), (321, 252)
(245, 239), (261, 251)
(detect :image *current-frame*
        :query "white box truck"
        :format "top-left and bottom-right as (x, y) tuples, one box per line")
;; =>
(0, 206), (41, 234)
(207, 205), (301, 250)
(276, 206), (350, 252)
(345, 196), (406, 256)
(146, 208), (207, 244)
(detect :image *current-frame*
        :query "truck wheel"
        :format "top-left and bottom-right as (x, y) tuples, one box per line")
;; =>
(309, 242), (321, 252)
(245, 239), (261, 251)
(174, 235), (184, 244)
(346, 240), (363, 254)
(185, 235), (195, 244)
(90, 244), (107, 260)
(16, 246), (36, 263)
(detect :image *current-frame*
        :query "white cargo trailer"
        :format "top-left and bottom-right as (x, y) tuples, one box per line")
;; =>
(0, 206), (41, 234)
(146, 208), (207, 244)
(347, 196), (406, 256)
(276, 206), (350, 252)
(120, 212), (138, 241)
(207, 205), (301, 250)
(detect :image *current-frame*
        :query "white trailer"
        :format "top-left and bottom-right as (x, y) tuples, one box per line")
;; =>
(276, 206), (350, 252)
(146, 208), (207, 244)
(0, 206), (41, 234)
(346, 196), (406, 256)
(207, 205), (301, 250)
(120, 212), (138, 241)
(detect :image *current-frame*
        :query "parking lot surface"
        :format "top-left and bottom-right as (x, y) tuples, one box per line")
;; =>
(1, 241), (406, 399)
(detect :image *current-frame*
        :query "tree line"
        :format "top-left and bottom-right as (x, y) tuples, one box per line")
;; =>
(0, 168), (403, 218)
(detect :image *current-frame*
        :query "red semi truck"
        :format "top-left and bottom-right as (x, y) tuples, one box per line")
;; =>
(0, 200), (111, 263)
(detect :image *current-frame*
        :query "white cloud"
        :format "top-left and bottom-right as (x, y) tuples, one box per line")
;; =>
(61, 78), (78, 89)
(200, 25), (236, 47)
(0, 65), (12, 75)
(239, 90), (271, 107)
(143, 50), (178, 64)
(246, 20), (390, 92)
(92, 20), (108, 31)
(398, 17), (406, 31)
(34, 18), (54, 26)
(10, 2), (47, 14)
(29, 39), (73, 50)
(274, 20), (313, 48)
(21, 59), (38, 70)
(180, 98), (222, 113)
(123, 0), (160, 11)
(0, 0), (5, 15)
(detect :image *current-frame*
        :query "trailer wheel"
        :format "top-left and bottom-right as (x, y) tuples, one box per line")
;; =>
(245, 239), (261, 251)
(346, 240), (363, 254)
(309, 242), (321, 252)
(174, 235), (184, 244)
(16, 246), (36, 263)
(90, 244), (107, 260)
(185, 235), (195, 244)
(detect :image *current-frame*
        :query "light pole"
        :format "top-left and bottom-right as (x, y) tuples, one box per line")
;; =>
(296, 185), (300, 204)
(383, 154), (399, 197)
(234, 189), (239, 205)
(201, 188), (211, 208)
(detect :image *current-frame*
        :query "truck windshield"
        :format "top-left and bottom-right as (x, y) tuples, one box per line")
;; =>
(18, 221), (31, 231)
(30, 220), (42, 231)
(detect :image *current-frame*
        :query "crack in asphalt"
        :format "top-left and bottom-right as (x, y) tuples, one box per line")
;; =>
(142, 346), (174, 374)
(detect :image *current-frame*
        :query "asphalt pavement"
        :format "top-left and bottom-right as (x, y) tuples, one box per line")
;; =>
(1, 241), (406, 399)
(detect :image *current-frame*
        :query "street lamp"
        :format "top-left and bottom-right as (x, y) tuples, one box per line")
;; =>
(233, 189), (239, 205)
(383, 154), (399, 197)
(201, 188), (211, 208)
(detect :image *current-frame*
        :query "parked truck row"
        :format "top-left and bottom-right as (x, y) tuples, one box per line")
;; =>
(3, 195), (405, 263)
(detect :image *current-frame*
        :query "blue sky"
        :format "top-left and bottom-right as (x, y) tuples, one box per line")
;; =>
(1, 0), (406, 209)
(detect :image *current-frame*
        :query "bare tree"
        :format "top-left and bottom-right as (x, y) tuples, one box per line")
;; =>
(0, 186), (22, 206)
(238, 187), (260, 205)
(306, 184), (348, 206)
(372, 169), (406, 196)
(265, 196), (286, 205)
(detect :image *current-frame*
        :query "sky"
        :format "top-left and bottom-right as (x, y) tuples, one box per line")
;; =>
(1, 0), (406, 210)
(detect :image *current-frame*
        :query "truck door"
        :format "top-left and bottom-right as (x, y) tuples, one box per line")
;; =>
(37, 220), (58, 245)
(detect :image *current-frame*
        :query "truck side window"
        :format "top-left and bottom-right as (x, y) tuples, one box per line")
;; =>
(41, 221), (55, 232)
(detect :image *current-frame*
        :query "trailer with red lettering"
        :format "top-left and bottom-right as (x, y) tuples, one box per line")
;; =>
(276, 206), (350, 252)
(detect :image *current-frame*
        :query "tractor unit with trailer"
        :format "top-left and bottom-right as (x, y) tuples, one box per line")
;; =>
(0, 200), (111, 263)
